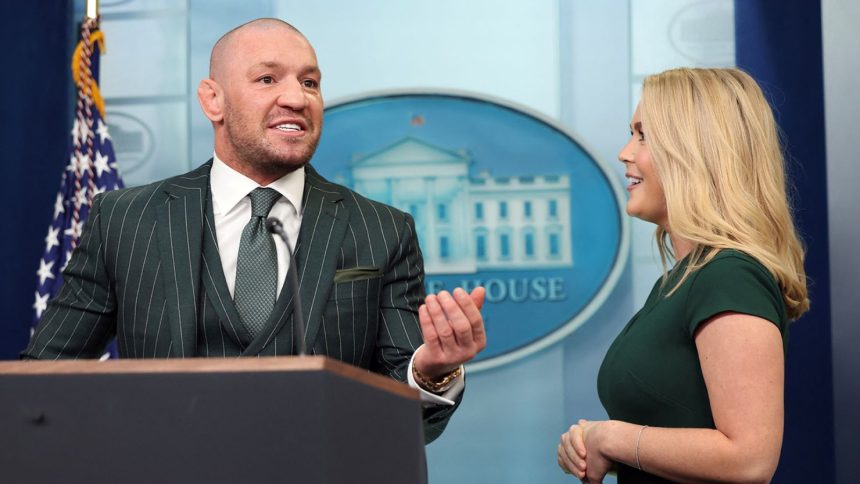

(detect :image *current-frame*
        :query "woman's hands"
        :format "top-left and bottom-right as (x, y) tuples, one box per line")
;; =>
(558, 419), (616, 482)
(558, 419), (588, 479)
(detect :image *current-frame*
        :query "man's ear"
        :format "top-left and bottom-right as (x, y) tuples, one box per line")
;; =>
(197, 79), (224, 123)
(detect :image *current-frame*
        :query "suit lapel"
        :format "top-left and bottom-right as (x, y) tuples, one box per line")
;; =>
(154, 162), (211, 358)
(200, 191), (252, 349)
(295, 167), (350, 353)
(243, 165), (348, 356)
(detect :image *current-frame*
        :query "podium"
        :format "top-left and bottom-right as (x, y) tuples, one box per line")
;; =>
(0, 356), (426, 484)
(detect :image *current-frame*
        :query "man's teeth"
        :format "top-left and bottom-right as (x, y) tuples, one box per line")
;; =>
(276, 123), (301, 131)
(627, 176), (642, 185)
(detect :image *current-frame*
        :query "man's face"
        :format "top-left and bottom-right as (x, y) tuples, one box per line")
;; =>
(215, 26), (323, 178)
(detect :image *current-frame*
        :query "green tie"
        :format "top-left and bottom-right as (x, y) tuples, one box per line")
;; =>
(234, 187), (282, 337)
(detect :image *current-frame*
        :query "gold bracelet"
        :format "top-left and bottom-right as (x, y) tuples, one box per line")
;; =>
(413, 365), (462, 393)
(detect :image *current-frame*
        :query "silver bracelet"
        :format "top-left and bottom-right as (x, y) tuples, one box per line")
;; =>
(635, 425), (648, 471)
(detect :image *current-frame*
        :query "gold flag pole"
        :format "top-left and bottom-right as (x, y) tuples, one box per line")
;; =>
(86, 0), (99, 19)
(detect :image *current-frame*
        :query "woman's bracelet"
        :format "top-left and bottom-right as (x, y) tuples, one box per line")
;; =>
(635, 425), (649, 471)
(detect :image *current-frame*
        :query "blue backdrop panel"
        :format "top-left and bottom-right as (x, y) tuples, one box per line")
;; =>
(0, 3), (73, 359)
(735, 1), (834, 482)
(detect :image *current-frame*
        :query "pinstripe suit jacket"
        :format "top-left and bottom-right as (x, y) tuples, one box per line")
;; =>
(24, 161), (457, 442)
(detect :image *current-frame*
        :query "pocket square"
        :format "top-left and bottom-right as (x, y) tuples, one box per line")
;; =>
(334, 267), (382, 283)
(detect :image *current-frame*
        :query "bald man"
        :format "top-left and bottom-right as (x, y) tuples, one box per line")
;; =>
(24, 18), (486, 444)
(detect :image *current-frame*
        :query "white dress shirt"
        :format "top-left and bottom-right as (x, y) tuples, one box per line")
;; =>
(209, 155), (462, 405)
(210, 155), (303, 297)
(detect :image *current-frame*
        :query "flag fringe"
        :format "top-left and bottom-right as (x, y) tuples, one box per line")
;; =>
(71, 30), (106, 118)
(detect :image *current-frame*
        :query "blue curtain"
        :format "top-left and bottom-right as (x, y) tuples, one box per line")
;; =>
(735, 1), (834, 482)
(0, 2), (74, 359)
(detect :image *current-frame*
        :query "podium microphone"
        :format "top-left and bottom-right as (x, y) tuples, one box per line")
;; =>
(265, 217), (307, 356)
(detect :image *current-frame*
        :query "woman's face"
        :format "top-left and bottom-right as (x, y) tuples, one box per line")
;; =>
(618, 104), (668, 228)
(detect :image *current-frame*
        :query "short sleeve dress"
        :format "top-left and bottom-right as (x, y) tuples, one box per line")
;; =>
(597, 249), (788, 483)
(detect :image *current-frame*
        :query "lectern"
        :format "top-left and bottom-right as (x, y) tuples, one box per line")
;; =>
(0, 357), (426, 484)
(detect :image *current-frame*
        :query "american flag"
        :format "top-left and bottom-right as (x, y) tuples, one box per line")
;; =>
(32, 17), (123, 340)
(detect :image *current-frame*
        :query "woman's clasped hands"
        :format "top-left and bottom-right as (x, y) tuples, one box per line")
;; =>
(557, 419), (615, 483)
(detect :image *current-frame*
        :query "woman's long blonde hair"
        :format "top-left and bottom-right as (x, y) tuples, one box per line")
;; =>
(640, 67), (809, 320)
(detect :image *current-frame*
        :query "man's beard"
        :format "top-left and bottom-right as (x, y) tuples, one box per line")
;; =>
(223, 104), (320, 177)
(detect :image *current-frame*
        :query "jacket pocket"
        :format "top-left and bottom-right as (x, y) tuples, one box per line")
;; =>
(333, 266), (382, 283)
(322, 276), (382, 367)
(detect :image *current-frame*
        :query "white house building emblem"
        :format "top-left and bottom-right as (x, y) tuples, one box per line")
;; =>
(314, 92), (628, 370)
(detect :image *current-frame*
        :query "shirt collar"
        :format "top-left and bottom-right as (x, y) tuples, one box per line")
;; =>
(210, 153), (305, 216)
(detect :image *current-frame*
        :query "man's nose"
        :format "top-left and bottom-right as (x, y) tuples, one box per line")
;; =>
(276, 78), (308, 110)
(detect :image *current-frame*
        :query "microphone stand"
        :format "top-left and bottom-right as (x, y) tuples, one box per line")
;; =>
(265, 217), (307, 356)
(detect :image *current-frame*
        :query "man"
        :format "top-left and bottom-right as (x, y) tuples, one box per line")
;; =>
(23, 18), (486, 443)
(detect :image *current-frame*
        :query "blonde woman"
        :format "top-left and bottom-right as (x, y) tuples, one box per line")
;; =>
(557, 67), (809, 483)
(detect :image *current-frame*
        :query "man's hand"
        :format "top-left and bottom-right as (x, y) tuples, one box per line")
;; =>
(413, 287), (486, 379)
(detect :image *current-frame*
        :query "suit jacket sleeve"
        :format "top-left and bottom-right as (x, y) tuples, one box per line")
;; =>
(22, 194), (117, 359)
(370, 209), (462, 444)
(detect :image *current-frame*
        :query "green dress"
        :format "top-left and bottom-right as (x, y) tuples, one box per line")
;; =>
(597, 249), (788, 483)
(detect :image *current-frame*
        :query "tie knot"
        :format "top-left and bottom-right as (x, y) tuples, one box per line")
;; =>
(248, 187), (281, 217)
